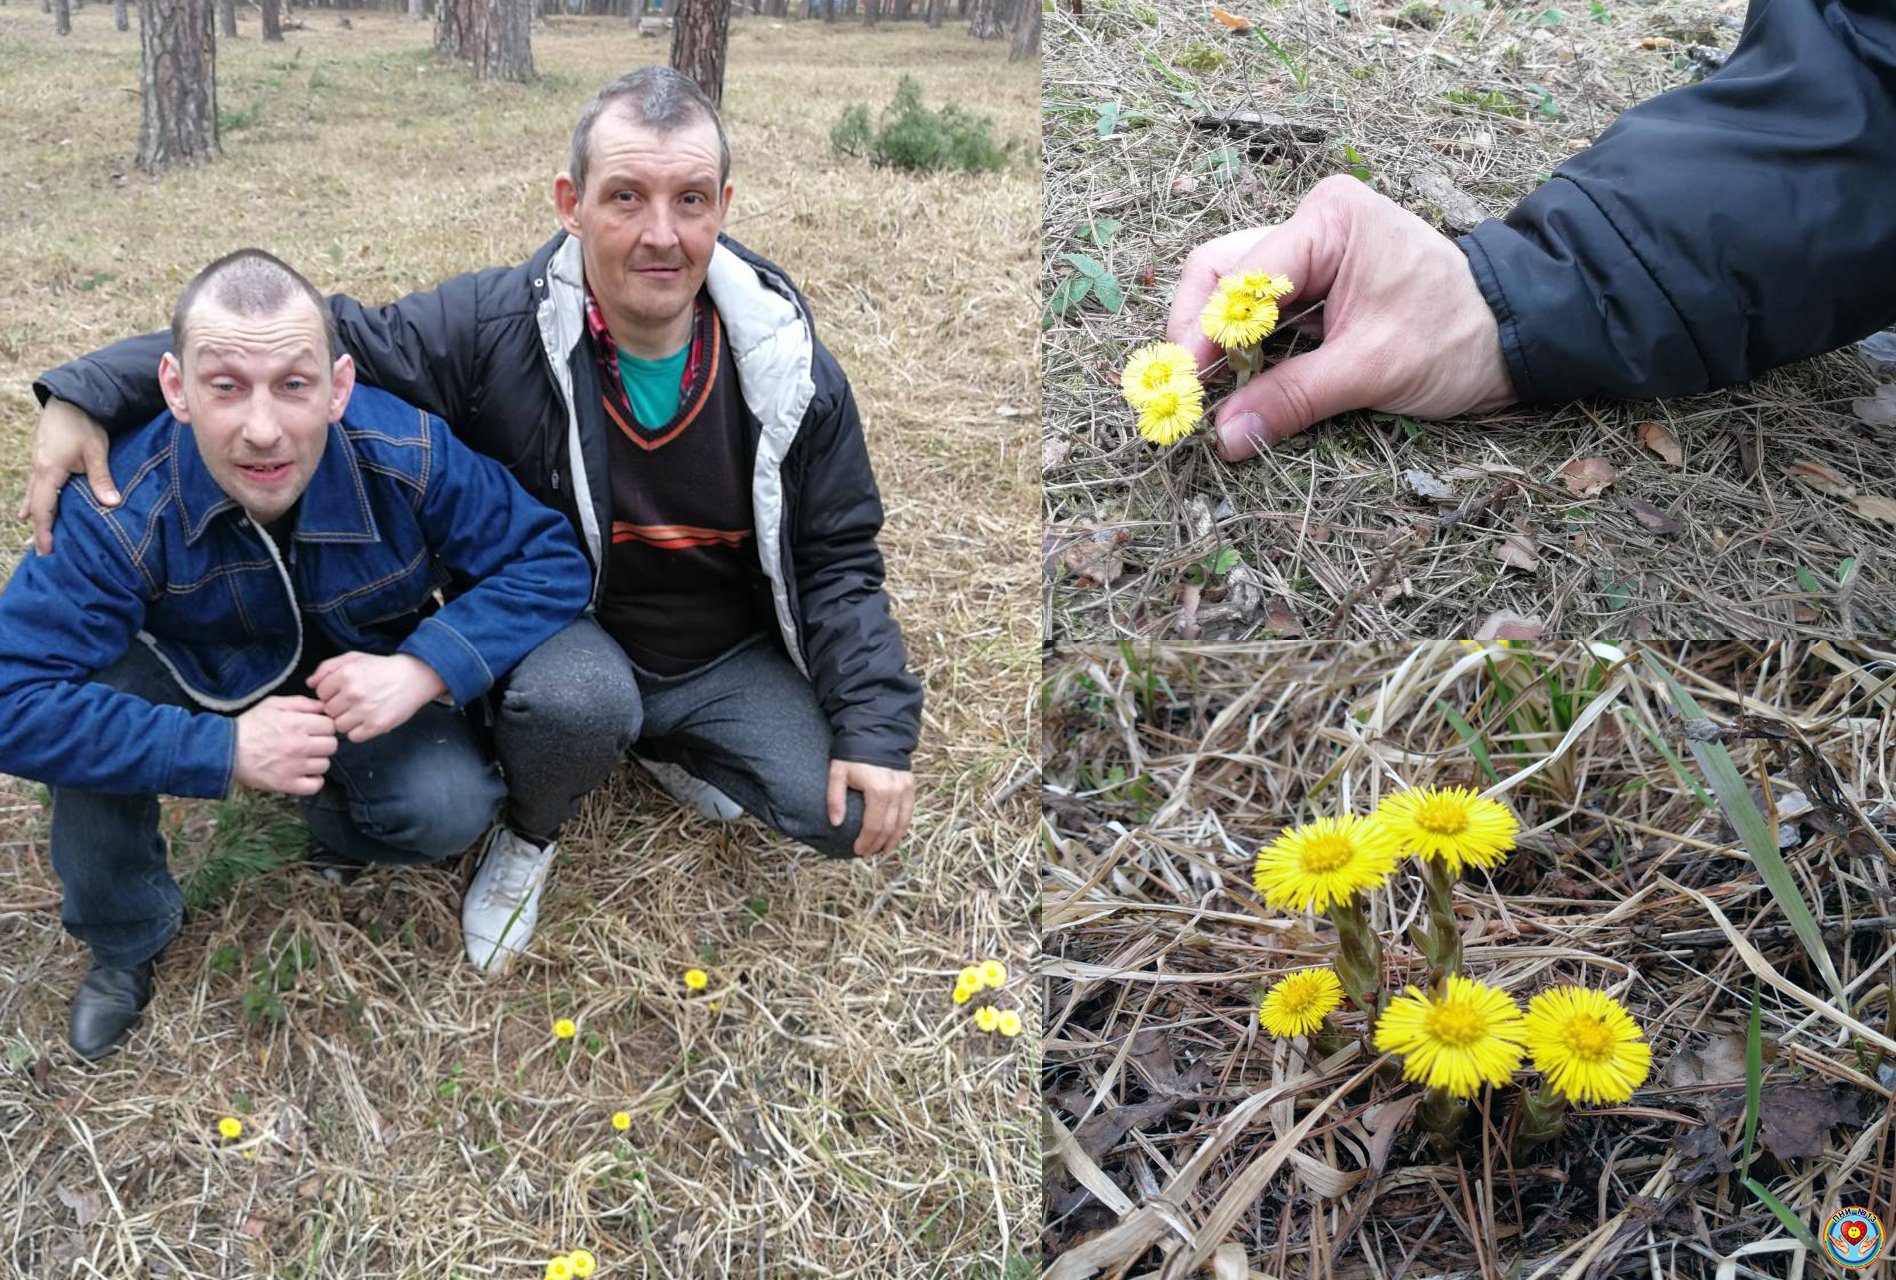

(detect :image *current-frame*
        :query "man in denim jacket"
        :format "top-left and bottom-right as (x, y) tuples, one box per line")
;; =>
(0, 250), (605, 1059)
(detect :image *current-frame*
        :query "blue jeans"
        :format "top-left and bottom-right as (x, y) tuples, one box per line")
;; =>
(51, 618), (639, 968)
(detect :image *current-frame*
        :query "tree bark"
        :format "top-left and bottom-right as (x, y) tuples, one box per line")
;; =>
(55, 0), (71, 32)
(136, 0), (217, 172)
(859, 0), (874, 24)
(669, 0), (726, 105)
(925, 0), (939, 26)
(217, 0), (233, 35)
(892, 0), (908, 18)
(260, 0), (280, 37)
(471, 0), (532, 79)
(116, 0), (130, 27)
(407, 0), (422, 21)
(1008, 0), (1036, 58)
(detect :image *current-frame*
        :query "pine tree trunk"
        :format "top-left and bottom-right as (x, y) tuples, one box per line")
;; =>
(669, 0), (726, 105)
(859, 0), (874, 24)
(435, 0), (471, 55)
(407, 0), (422, 21)
(260, 0), (280, 36)
(891, 0), (908, 18)
(217, 0), (233, 35)
(55, 0), (71, 32)
(1008, 0), (1035, 57)
(41, 0), (50, 16)
(136, 0), (218, 172)
(116, 0), (130, 27)
(469, 0), (532, 79)
(925, 0), (939, 26)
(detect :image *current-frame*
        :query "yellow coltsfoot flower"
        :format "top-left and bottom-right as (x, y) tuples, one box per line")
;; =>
(217, 1116), (243, 1141)
(545, 1259), (573, 1280)
(997, 1010), (1023, 1038)
(683, 967), (710, 990)
(1199, 272), (1286, 350)
(552, 1018), (577, 1041)
(1120, 341), (1198, 407)
(1523, 987), (1652, 1105)
(1135, 382), (1205, 447)
(973, 1005), (1001, 1033)
(1375, 785), (1519, 875)
(1253, 815), (1401, 914)
(568, 1249), (598, 1277)
(1374, 976), (1528, 1098)
(952, 982), (977, 1005)
(958, 965), (983, 989)
(610, 1110), (631, 1132)
(978, 959), (1008, 988)
(1258, 967), (1345, 1038)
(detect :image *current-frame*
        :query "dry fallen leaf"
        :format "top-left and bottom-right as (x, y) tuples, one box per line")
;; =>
(1757, 1083), (1862, 1162)
(1558, 456), (1618, 498)
(1062, 529), (1131, 587)
(1495, 533), (1540, 570)
(1402, 467), (1456, 502)
(1176, 583), (1203, 640)
(1848, 494), (1896, 525)
(1264, 598), (1304, 634)
(1640, 34), (1674, 47)
(1042, 436), (1073, 471)
(1210, 4), (1252, 28)
(1291, 517), (1331, 543)
(1785, 459), (1856, 497)
(1619, 496), (1681, 534)
(1638, 421), (1683, 466)
(1170, 174), (1201, 196)
(1851, 384), (1896, 427)
(1474, 610), (1545, 641)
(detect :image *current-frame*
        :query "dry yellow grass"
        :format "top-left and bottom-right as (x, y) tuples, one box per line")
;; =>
(0, 9), (1040, 1277)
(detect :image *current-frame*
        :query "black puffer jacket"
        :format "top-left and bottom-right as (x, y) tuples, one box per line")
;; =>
(1458, 0), (1896, 403)
(35, 232), (923, 771)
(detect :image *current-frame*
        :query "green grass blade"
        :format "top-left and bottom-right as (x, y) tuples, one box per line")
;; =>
(1741, 1177), (1821, 1252)
(1640, 652), (1845, 1002)
(1433, 697), (1498, 784)
(1741, 980), (1761, 1182)
(1613, 706), (1713, 809)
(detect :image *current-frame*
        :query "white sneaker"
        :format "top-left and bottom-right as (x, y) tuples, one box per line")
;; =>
(633, 755), (744, 822)
(461, 827), (558, 974)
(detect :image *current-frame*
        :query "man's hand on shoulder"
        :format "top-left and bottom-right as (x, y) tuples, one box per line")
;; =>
(233, 697), (338, 795)
(828, 760), (915, 857)
(309, 652), (448, 743)
(21, 399), (118, 556)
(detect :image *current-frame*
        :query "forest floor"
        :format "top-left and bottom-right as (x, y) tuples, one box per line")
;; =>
(1042, 0), (1896, 641)
(0, 9), (1040, 1278)
(1042, 640), (1896, 1277)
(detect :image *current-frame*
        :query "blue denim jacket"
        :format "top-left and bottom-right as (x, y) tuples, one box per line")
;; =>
(0, 384), (591, 799)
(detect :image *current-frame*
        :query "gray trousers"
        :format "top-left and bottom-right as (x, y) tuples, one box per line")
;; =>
(621, 635), (865, 858)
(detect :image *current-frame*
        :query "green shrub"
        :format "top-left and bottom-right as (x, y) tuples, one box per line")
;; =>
(830, 76), (1010, 174)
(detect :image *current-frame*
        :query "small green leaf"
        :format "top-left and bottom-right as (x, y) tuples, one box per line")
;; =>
(1208, 547), (1243, 576)
(1095, 99), (1122, 136)
(1794, 566), (1823, 594)
(1534, 88), (1562, 116)
(1532, 6), (1562, 22)
(1588, 0), (1610, 19)
(1047, 276), (1092, 316)
(1062, 252), (1108, 279)
(1081, 219), (1124, 245)
(1837, 556), (1858, 584)
(1093, 272), (1127, 313)
(1328, 0), (1350, 13)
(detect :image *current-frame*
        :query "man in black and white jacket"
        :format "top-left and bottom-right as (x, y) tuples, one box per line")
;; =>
(28, 67), (922, 975)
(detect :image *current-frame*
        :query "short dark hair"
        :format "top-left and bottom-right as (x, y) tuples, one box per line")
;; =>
(568, 67), (730, 192)
(170, 249), (340, 362)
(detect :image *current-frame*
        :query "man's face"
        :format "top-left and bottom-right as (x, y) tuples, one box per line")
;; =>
(554, 111), (733, 349)
(158, 298), (354, 525)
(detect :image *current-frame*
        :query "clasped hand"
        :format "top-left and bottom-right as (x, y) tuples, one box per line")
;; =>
(231, 653), (444, 795)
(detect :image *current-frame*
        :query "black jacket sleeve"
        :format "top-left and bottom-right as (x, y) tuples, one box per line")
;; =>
(791, 342), (924, 772)
(1457, 0), (1896, 403)
(34, 271), (493, 430)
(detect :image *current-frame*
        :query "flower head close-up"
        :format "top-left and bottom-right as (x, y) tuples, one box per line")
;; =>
(1120, 340), (1198, 408)
(1258, 967), (1345, 1039)
(1135, 380), (1205, 448)
(217, 1116), (243, 1141)
(1376, 785), (1520, 875)
(552, 1017), (577, 1041)
(683, 967), (710, 991)
(1523, 986), (1653, 1105)
(1253, 814), (1402, 914)
(1374, 976), (1528, 1098)
(1198, 271), (1290, 350)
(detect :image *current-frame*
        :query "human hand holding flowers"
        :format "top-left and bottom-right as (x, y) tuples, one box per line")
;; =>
(1164, 175), (1516, 459)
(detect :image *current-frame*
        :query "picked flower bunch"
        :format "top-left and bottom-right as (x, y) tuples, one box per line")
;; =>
(1252, 785), (1653, 1155)
(1118, 271), (1295, 447)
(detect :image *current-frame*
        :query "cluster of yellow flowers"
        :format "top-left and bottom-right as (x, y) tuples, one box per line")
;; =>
(1251, 785), (1654, 1119)
(1116, 271), (1295, 448)
(952, 959), (1023, 1038)
(543, 1248), (597, 1279)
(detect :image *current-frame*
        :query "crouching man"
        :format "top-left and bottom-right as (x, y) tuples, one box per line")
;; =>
(0, 249), (619, 1059)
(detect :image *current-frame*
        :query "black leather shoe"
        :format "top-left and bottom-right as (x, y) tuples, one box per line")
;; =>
(68, 958), (155, 1061)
